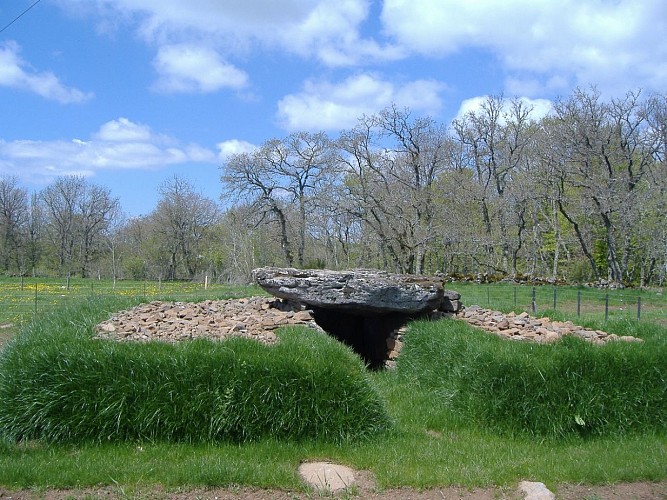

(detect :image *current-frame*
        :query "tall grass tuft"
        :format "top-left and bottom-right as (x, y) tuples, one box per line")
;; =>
(398, 319), (667, 438)
(0, 296), (390, 444)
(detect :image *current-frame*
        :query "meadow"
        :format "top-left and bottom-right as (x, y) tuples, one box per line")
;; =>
(0, 279), (664, 496)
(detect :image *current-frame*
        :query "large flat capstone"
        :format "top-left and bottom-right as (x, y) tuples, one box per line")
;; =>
(253, 267), (461, 369)
(252, 267), (458, 314)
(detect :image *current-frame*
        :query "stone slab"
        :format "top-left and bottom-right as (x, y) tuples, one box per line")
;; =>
(298, 462), (356, 492)
(253, 267), (449, 313)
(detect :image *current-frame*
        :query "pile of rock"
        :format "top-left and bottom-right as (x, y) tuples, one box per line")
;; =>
(459, 305), (643, 344)
(94, 266), (643, 369)
(94, 296), (322, 344)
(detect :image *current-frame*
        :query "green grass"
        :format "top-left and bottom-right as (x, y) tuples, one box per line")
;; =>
(452, 282), (666, 325)
(0, 290), (665, 493)
(398, 319), (667, 438)
(0, 277), (264, 333)
(0, 296), (389, 444)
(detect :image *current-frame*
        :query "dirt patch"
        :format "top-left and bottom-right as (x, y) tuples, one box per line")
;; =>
(1, 481), (666, 499)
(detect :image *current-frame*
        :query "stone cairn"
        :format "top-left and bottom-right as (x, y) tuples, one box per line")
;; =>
(95, 268), (642, 368)
(94, 296), (324, 345)
(458, 305), (643, 345)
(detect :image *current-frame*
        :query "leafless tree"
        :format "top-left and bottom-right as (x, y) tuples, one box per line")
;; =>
(152, 175), (220, 280)
(452, 96), (536, 275)
(222, 132), (335, 267)
(337, 106), (455, 274)
(0, 176), (28, 273)
(41, 176), (119, 277)
(551, 88), (660, 284)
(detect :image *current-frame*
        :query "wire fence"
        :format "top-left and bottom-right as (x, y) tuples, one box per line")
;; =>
(0, 277), (262, 327)
(0, 278), (665, 328)
(454, 282), (665, 325)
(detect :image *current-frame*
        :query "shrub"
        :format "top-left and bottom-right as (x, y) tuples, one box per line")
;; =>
(398, 319), (667, 438)
(0, 297), (390, 444)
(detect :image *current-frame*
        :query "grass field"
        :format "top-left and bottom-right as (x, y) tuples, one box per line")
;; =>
(0, 281), (665, 495)
(452, 281), (666, 325)
(0, 277), (663, 333)
(0, 277), (264, 340)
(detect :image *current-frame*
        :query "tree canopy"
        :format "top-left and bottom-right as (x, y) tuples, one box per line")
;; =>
(1, 88), (665, 286)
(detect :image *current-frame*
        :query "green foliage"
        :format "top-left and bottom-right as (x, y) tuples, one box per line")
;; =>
(566, 258), (594, 283)
(123, 256), (148, 280)
(0, 297), (390, 444)
(398, 319), (667, 438)
(593, 237), (608, 276)
(304, 258), (326, 269)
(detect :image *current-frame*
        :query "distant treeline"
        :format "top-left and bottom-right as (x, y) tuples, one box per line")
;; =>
(1, 87), (665, 285)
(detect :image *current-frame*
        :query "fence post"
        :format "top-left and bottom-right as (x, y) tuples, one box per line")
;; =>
(577, 290), (581, 317)
(553, 287), (557, 311)
(637, 296), (641, 321)
(605, 292), (609, 322)
(531, 286), (536, 314)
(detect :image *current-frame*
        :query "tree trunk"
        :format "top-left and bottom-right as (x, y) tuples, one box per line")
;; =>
(557, 200), (599, 279)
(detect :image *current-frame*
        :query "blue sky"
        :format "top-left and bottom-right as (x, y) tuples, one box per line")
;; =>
(1, 0), (666, 216)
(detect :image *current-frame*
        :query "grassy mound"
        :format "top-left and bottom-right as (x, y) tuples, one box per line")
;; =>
(398, 319), (667, 438)
(0, 297), (390, 444)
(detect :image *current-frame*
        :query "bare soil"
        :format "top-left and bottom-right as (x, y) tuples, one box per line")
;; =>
(1, 481), (666, 499)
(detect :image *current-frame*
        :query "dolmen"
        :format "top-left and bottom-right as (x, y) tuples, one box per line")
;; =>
(253, 267), (461, 368)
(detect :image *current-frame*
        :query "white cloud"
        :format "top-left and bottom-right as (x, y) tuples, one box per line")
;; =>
(382, 0), (667, 94)
(94, 117), (154, 142)
(152, 44), (248, 93)
(0, 41), (93, 103)
(0, 118), (216, 184)
(454, 96), (553, 124)
(58, 0), (400, 68)
(278, 0), (404, 66)
(217, 139), (257, 160)
(277, 73), (444, 131)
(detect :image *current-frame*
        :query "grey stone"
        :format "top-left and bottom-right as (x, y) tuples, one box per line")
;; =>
(298, 462), (356, 492)
(518, 481), (555, 500)
(458, 306), (642, 344)
(252, 267), (455, 313)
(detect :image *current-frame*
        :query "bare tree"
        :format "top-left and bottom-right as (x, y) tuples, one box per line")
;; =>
(222, 132), (335, 267)
(452, 96), (536, 275)
(77, 184), (120, 277)
(337, 107), (454, 274)
(41, 176), (85, 276)
(25, 193), (44, 277)
(41, 176), (119, 277)
(551, 88), (660, 284)
(0, 176), (28, 273)
(152, 176), (220, 280)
